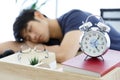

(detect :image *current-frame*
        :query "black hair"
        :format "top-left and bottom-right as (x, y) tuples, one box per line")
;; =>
(13, 9), (37, 42)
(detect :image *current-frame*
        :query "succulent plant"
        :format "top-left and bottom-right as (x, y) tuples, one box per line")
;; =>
(30, 57), (39, 65)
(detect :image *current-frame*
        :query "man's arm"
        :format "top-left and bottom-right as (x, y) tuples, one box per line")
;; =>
(44, 30), (82, 63)
(0, 41), (24, 54)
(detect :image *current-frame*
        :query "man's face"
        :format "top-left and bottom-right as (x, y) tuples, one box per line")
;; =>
(21, 20), (50, 43)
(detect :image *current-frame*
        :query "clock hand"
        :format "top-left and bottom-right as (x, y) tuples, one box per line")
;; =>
(94, 35), (100, 43)
(90, 41), (99, 51)
(93, 36), (100, 51)
(95, 44), (99, 51)
(93, 35), (100, 48)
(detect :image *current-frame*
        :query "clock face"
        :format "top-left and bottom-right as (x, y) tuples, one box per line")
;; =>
(80, 30), (110, 57)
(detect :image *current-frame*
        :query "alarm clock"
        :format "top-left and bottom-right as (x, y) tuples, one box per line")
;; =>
(79, 15), (111, 59)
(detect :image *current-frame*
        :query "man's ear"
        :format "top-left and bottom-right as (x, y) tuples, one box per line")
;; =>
(34, 11), (43, 18)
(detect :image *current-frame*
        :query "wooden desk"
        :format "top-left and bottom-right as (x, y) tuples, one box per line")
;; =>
(0, 53), (120, 80)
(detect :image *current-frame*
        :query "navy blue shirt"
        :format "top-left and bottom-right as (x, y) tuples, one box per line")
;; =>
(46, 9), (120, 51)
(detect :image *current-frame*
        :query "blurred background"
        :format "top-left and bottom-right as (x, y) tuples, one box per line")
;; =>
(0, 0), (120, 43)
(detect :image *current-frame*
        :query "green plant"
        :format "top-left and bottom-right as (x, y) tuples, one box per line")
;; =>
(30, 57), (39, 65)
(16, 0), (49, 10)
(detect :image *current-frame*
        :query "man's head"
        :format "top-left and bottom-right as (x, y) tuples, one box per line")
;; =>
(13, 9), (37, 42)
(13, 8), (49, 43)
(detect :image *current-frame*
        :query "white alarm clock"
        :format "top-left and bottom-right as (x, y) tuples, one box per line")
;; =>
(79, 15), (111, 58)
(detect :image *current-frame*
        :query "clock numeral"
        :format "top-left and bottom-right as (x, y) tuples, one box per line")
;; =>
(101, 46), (103, 49)
(89, 34), (91, 37)
(86, 46), (88, 49)
(85, 37), (89, 40)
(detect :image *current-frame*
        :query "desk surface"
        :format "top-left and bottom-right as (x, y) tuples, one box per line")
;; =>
(0, 53), (120, 80)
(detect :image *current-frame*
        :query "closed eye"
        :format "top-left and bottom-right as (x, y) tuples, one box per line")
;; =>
(25, 35), (30, 41)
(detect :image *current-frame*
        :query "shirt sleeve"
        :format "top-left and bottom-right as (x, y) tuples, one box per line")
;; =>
(57, 9), (99, 35)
